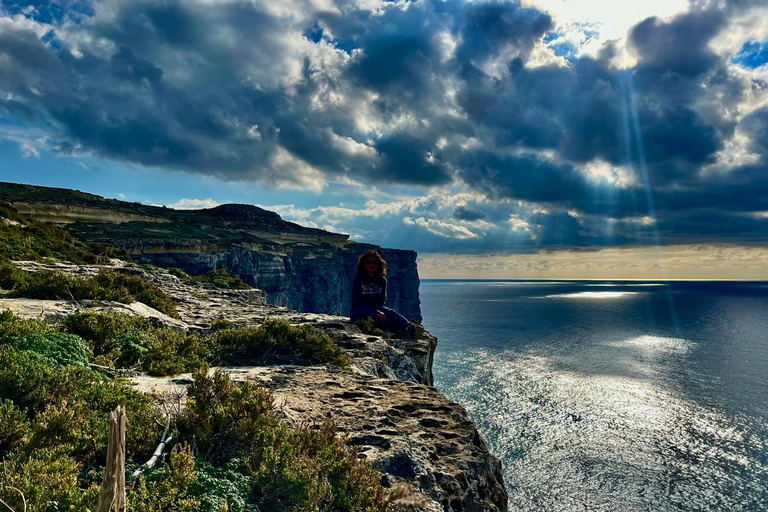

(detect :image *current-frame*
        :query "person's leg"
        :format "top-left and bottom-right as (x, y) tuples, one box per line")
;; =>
(380, 306), (409, 332)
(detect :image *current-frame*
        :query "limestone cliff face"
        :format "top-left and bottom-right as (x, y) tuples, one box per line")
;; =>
(123, 241), (421, 322)
(0, 183), (421, 321)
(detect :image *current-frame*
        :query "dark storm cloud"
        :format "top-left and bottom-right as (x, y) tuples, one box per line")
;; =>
(453, 206), (489, 222)
(1, 0), (767, 250)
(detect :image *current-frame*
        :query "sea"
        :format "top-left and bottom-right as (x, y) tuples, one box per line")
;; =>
(420, 280), (768, 511)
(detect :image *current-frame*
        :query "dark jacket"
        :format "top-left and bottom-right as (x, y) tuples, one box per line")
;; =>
(350, 273), (387, 314)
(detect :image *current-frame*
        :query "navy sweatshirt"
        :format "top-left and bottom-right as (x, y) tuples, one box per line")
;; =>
(350, 273), (387, 314)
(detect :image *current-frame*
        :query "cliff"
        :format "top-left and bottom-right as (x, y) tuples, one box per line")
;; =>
(2, 260), (509, 511)
(0, 182), (421, 321)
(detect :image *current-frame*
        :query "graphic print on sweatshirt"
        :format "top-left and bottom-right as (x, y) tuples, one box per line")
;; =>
(361, 283), (383, 296)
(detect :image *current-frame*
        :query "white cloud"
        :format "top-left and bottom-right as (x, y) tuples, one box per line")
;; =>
(166, 198), (220, 210)
(526, 0), (688, 48)
(403, 216), (479, 239)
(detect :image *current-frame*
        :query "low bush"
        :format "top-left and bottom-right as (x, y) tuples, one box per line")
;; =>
(177, 368), (387, 511)
(144, 328), (208, 376)
(63, 311), (151, 345)
(0, 399), (30, 458)
(0, 346), (159, 466)
(6, 268), (178, 317)
(354, 317), (384, 337)
(0, 261), (28, 290)
(211, 318), (348, 367)
(129, 444), (201, 512)
(9, 332), (91, 367)
(0, 311), (54, 341)
(168, 267), (190, 279)
(0, 447), (98, 511)
(210, 317), (234, 331)
(194, 268), (251, 290)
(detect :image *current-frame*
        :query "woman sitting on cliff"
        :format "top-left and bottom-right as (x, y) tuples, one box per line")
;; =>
(350, 250), (424, 338)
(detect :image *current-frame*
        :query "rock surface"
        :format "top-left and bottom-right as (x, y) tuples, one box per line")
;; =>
(3, 261), (508, 511)
(0, 181), (421, 321)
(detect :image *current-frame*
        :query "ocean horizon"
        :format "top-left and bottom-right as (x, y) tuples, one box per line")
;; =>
(421, 279), (768, 511)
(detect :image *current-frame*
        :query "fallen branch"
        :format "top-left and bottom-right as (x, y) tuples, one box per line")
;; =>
(132, 402), (172, 478)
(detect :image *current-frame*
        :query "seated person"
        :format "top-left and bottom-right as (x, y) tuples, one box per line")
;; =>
(350, 250), (423, 338)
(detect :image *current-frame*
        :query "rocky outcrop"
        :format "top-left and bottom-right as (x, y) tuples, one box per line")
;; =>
(0, 181), (421, 321)
(3, 261), (508, 511)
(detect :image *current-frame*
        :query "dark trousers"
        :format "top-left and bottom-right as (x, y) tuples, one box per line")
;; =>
(351, 306), (409, 331)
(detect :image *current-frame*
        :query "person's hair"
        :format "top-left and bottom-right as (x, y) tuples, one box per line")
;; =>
(356, 250), (387, 277)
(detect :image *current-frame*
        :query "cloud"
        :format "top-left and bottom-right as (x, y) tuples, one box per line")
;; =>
(453, 206), (489, 221)
(1, 0), (768, 251)
(166, 198), (220, 209)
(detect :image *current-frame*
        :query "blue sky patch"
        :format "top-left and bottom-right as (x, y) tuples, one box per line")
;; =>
(732, 39), (768, 69)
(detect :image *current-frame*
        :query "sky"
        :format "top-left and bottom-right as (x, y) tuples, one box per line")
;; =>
(1, 0), (768, 279)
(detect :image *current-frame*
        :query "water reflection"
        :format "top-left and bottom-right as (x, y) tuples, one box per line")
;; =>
(541, 291), (640, 299)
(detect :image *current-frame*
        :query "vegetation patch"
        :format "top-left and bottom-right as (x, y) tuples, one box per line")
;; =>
(66, 313), (347, 375)
(211, 318), (348, 367)
(192, 268), (251, 289)
(354, 317), (385, 337)
(0, 201), (130, 264)
(0, 309), (386, 511)
(0, 266), (178, 318)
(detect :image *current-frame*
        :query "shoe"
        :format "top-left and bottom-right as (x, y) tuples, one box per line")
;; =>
(407, 322), (425, 339)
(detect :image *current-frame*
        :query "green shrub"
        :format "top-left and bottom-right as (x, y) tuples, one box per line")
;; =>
(189, 458), (255, 511)
(9, 269), (178, 317)
(180, 367), (280, 464)
(62, 311), (209, 375)
(145, 328), (208, 376)
(129, 443), (201, 512)
(354, 317), (384, 337)
(253, 422), (387, 511)
(195, 268), (251, 290)
(0, 399), (30, 458)
(0, 311), (54, 341)
(168, 267), (190, 279)
(0, 447), (98, 511)
(90, 269), (178, 318)
(0, 346), (159, 466)
(0, 262), (28, 290)
(178, 369), (387, 511)
(210, 318), (347, 367)
(9, 332), (91, 367)
(63, 311), (151, 345)
(210, 318), (234, 331)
